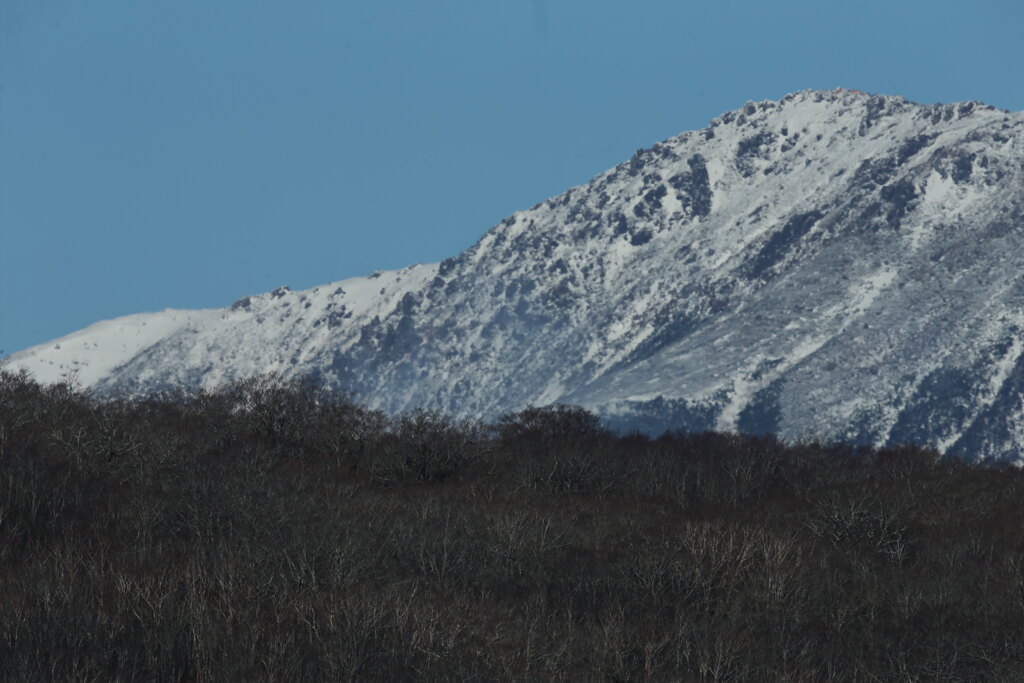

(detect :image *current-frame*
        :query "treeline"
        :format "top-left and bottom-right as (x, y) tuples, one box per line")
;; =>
(2, 368), (1024, 681)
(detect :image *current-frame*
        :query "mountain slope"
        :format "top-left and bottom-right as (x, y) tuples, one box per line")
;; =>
(10, 90), (1024, 459)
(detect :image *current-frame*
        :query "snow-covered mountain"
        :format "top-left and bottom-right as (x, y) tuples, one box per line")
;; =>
(10, 89), (1024, 459)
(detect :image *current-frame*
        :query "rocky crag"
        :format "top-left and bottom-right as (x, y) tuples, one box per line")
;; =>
(11, 90), (1024, 459)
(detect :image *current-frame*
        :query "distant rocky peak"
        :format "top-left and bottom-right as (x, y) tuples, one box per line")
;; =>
(9, 91), (1024, 459)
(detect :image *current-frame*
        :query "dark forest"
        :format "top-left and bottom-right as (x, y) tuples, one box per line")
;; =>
(3, 369), (1024, 681)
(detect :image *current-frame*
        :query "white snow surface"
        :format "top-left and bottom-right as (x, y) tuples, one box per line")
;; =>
(8, 309), (221, 387)
(10, 263), (439, 394)
(9, 90), (1024, 459)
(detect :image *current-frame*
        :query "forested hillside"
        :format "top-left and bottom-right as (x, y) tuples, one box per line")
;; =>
(3, 369), (1024, 680)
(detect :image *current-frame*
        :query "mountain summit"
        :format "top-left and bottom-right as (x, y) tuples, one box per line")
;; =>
(11, 90), (1024, 459)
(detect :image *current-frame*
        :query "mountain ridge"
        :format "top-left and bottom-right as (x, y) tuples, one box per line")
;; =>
(10, 89), (1024, 459)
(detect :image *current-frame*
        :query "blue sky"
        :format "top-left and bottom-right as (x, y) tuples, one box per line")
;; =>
(2, 0), (1021, 354)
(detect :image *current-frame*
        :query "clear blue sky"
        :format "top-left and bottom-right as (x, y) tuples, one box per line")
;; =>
(2, 0), (1021, 354)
